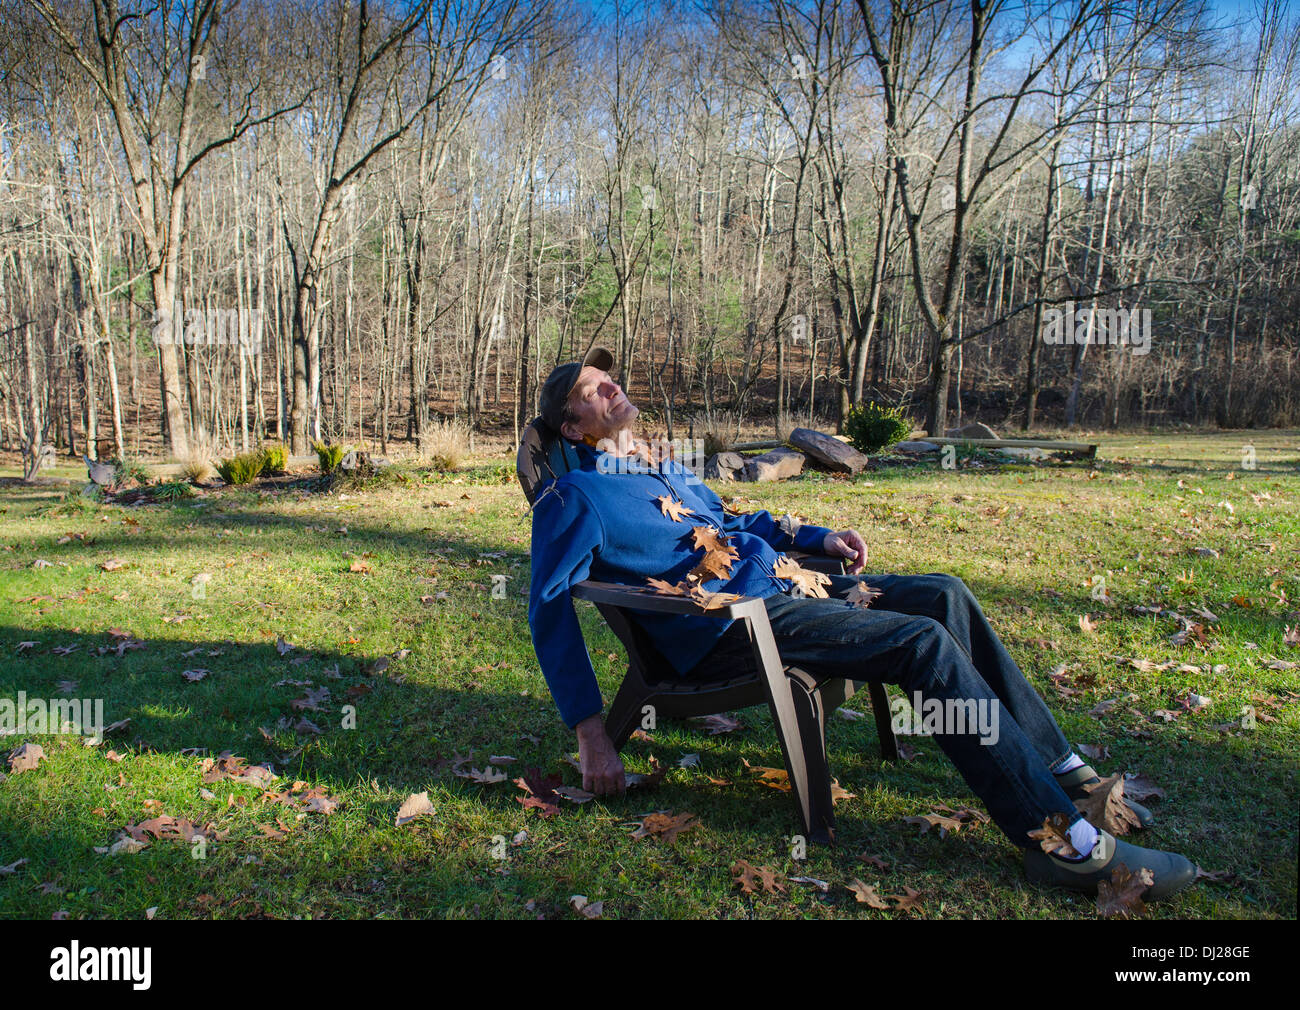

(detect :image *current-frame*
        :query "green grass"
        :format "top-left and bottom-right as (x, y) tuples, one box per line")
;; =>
(0, 431), (1296, 919)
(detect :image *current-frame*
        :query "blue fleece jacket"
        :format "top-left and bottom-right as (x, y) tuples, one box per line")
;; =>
(527, 440), (834, 728)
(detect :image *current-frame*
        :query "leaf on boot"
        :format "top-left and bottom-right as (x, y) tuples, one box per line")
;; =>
(657, 496), (694, 522)
(1028, 812), (1080, 858)
(732, 858), (787, 895)
(1072, 773), (1142, 836)
(1096, 863), (1154, 918)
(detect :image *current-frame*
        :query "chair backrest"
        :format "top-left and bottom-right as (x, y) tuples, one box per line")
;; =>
(516, 416), (583, 506)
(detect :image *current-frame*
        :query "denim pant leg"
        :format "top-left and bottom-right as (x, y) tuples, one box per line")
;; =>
(755, 590), (1081, 848)
(823, 573), (1074, 771)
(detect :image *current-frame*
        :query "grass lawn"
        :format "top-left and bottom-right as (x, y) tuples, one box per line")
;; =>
(0, 430), (1296, 920)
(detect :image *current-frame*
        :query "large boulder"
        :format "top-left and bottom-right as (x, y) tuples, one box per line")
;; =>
(704, 451), (745, 481)
(739, 447), (806, 482)
(787, 427), (869, 474)
(894, 440), (941, 455)
(944, 421), (999, 440)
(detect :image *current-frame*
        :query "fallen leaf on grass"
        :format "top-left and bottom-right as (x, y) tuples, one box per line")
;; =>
(692, 713), (741, 735)
(887, 886), (925, 913)
(200, 753), (277, 788)
(568, 894), (604, 919)
(1097, 864), (1154, 918)
(742, 758), (790, 791)
(1121, 773), (1165, 804)
(847, 879), (889, 908)
(631, 811), (699, 843)
(8, 744), (45, 775)
(731, 859), (787, 895)
(394, 791), (435, 827)
(514, 770), (564, 818)
(1078, 614), (1098, 634)
(0, 858), (29, 875)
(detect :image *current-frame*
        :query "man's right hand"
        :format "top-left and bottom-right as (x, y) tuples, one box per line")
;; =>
(575, 714), (626, 795)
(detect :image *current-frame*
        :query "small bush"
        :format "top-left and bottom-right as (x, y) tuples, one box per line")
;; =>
(423, 418), (470, 471)
(182, 457), (216, 484)
(115, 456), (150, 486)
(217, 452), (265, 485)
(844, 400), (911, 455)
(151, 480), (195, 501)
(257, 442), (289, 474)
(312, 440), (347, 474)
(700, 410), (740, 456)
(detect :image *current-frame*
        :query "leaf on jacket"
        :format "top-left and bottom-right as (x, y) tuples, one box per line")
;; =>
(732, 859), (787, 895)
(657, 495), (695, 522)
(1027, 812), (1080, 858)
(1096, 863), (1154, 918)
(1072, 773), (1142, 836)
(777, 513), (803, 540)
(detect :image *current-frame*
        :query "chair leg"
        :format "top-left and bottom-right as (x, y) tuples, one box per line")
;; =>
(867, 681), (898, 761)
(786, 667), (837, 845)
(604, 676), (648, 750)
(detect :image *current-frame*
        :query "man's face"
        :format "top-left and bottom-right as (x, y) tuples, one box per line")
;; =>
(561, 365), (638, 442)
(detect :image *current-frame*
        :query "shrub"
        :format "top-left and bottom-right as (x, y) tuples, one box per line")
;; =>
(312, 440), (346, 474)
(844, 400), (911, 454)
(700, 410), (740, 456)
(257, 442), (289, 474)
(423, 418), (470, 471)
(151, 480), (195, 501)
(182, 457), (216, 484)
(217, 452), (265, 485)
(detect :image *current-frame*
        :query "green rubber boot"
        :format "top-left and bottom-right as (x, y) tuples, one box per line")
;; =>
(1024, 829), (1195, 902)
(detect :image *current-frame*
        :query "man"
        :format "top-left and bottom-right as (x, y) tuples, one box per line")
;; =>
(526, 345), (1196, 902)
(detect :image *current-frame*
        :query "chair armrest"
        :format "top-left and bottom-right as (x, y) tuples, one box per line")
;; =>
(787, 551), (846, 576)
(572, 579), (766, 621)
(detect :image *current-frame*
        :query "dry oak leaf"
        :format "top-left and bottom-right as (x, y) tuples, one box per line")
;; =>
(394, 791), (435, 827)
(1072, 774), (1143, 836)
(631, 810), (699, 843)
(887, 886), (925, 913)
(830, 779), (856, 805)
(514, 770), (564, 818)
(657, 495), (695, 522)
(731, 859), (787, 896)
(903, 812), (965, 838)
(773, 556), (831, 599)
(1096, 863), (1154, 919)
(1078, 614), (1099, 634)
(646, 576), (687, 595)
(847, 879), (890, 909)
(623, 756), (668, 789)
(8, 743), (45, 775)
(742, 758), (791, 791)
(693, 713), (741, 735)
(1121, 773), (1165, 804)
(845, 583), (883, 609)
(1028, 812), (1080, 858)
(687, 585), (743, 610)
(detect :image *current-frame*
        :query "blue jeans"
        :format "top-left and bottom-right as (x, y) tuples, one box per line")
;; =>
(686, 572), (1083, 847)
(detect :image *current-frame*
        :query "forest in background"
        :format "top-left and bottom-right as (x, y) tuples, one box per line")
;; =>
(1, 0), (1297, 472)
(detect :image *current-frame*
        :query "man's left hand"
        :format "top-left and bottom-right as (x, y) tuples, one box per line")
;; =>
(823, 529), (868, 574)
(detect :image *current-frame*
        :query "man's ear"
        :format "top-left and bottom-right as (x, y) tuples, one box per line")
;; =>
(560, 419), (581, 442)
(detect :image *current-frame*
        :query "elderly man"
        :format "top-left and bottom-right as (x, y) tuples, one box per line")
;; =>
(526, 345), (1196, 902)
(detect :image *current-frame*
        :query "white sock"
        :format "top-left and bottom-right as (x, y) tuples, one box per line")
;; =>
(1065, 818), (1099, 860)
(1053, 752), (1086, 775)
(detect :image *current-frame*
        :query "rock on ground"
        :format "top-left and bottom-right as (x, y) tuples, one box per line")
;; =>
(944, 422), (999, 440)
(740, 448), (806, 482)
(787, 427), (869, 473)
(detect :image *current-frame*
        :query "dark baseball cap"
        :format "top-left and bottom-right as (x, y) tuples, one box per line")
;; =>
(539, 345), (615, 437)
